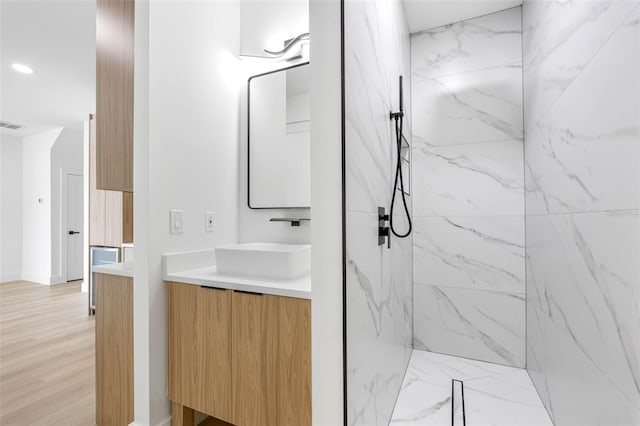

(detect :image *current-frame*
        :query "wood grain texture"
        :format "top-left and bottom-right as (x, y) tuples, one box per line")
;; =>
(277, 297), (312, 426)
(104, 190), (124, 247)
(122, 191), (134, 243)
(95, 273), (133, 425)
(89, 113), (133, 247)
(199, 416), (234, 426)
(96, 0), (134, 192)
(171, 402), (195, 426)
(168, 283), (233, 423)
(89, 114), (107, 246)
(231, 292), (278, 426)
(0, 280), (95, 425)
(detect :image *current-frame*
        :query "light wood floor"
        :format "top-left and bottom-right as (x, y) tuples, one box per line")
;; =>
(0, 280), (95, 425)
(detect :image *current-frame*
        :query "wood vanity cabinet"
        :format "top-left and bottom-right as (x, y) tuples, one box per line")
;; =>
(95, 273), (134, 426)
(167, 282), (311, 426)
(168, 284), (234, 423)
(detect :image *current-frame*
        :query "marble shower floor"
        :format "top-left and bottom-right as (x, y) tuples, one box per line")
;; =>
(390, 350), (553, 426)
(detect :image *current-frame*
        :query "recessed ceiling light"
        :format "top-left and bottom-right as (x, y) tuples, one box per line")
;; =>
(12, 63), (34, 74)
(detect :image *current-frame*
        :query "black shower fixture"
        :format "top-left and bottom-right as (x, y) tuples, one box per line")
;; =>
(389, 75), (412, 239)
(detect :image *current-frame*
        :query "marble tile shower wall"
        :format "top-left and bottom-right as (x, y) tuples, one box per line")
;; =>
(523, 1), (640, 424)
(411, 7), (526, 368)
(344, 0), (413, 425)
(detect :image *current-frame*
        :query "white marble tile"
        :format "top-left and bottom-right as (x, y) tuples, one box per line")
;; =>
(464, 388), (553, 426)
(346, 213), (412, 426)
(345, 0), (414, 421)
(527, 305), (640, 426)
(391, 350), (551, 426)
(526, 211), (640, 407)
(413, 216), (524, 293)
(413, 140), (524, 216)
(525, 5), (640, 215)
(414, 286), (526, 367)
(389, 373), (451, 426)
(407, 350), (518, 383)
(345, 84), (394, 214)
(523, 0), (639, 125)
(412, 63), (523, 148)
(345, 0), (413, 215)
(412, 7), (522, 81)
(464, 370), (553, 426)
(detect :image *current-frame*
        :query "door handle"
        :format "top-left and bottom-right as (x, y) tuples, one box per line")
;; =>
(68, 231), (80, 235)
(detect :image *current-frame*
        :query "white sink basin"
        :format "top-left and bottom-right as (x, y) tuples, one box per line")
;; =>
(215, 243), (311, 280)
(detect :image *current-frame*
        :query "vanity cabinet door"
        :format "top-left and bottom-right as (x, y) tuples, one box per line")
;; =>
(231, 292), (279, 426)
(168, 283), (233, 423)
(277, 296), (311, 426)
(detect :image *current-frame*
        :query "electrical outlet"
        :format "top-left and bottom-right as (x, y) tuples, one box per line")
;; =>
(170, 210), (183, 234)
(205, 212), (215, 232)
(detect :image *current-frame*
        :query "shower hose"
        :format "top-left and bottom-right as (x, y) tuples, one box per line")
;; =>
(390, 112), (412, 238)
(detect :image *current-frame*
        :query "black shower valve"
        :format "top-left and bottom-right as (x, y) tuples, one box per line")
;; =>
(378, 206), (391, 249)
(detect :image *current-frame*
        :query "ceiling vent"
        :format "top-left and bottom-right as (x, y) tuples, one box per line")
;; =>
(0, 121), (24, 130)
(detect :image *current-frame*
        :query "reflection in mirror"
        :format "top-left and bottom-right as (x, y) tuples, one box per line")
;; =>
(248, 63), (310, 209)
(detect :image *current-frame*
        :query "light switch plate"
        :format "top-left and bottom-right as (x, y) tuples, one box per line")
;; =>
(205, 211), (215, 232)
(170, 210), (183, 234)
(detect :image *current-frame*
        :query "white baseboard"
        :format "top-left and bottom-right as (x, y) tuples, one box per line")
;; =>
(19, 273), (70, 285)
(49, 275), (66, 285)
(129, 416), (171, 426)
(0, 272), (21, 283)
(21, 273), (52, 285)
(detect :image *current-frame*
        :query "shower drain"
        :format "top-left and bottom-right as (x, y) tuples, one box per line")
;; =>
(452, 379), (466, 426)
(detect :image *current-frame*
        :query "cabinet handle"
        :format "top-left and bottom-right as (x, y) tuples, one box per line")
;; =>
(199, 285), (227, 291)
(234, 290), (263, 296)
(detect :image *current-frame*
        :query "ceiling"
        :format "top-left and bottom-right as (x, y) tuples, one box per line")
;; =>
(1, 0), (96, 137)
(403, 0), (523, 34)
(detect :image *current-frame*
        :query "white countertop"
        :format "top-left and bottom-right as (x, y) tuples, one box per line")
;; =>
(92, 261), (134, 278)
(163, 249), (311, 300)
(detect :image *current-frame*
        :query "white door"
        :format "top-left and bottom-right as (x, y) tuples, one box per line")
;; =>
(66, 174), (84, 281)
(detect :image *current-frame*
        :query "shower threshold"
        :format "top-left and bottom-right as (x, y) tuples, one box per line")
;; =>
(389, 350), (553, 426)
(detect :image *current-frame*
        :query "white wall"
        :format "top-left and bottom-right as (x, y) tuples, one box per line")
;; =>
(0, 134), (23, 282)
(238, 60), (311, 245)
(21, 127), (62, 284)
(309, 0), (344, 424)
(240, 0), (308, 57)
(134, 2), (242, 424)
(50, 127), (84, 283)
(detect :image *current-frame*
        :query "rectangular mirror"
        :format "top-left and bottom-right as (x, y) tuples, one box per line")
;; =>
(248, 62), (310, 209)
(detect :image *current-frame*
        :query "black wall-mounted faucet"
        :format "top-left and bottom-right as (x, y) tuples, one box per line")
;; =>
(269, 217), (311, 227)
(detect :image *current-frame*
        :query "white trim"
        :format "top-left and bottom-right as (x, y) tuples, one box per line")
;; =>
(49, 275), (66, 285)
(0, 273), (21, 283)
(129, 416), (171, 426)
(60, 168), (84, 283)
(21, 272), (53, 285)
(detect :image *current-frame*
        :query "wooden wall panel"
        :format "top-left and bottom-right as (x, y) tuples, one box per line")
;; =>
(104, 190), (123, 247)
(95, 273), (133, 425)
(122, 191), (134, 243)
(89, 115), (106, 246)
(96, 0), (134, 192)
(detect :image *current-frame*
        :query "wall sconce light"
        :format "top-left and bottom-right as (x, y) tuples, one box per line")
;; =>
(263, 33), (309, 61)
